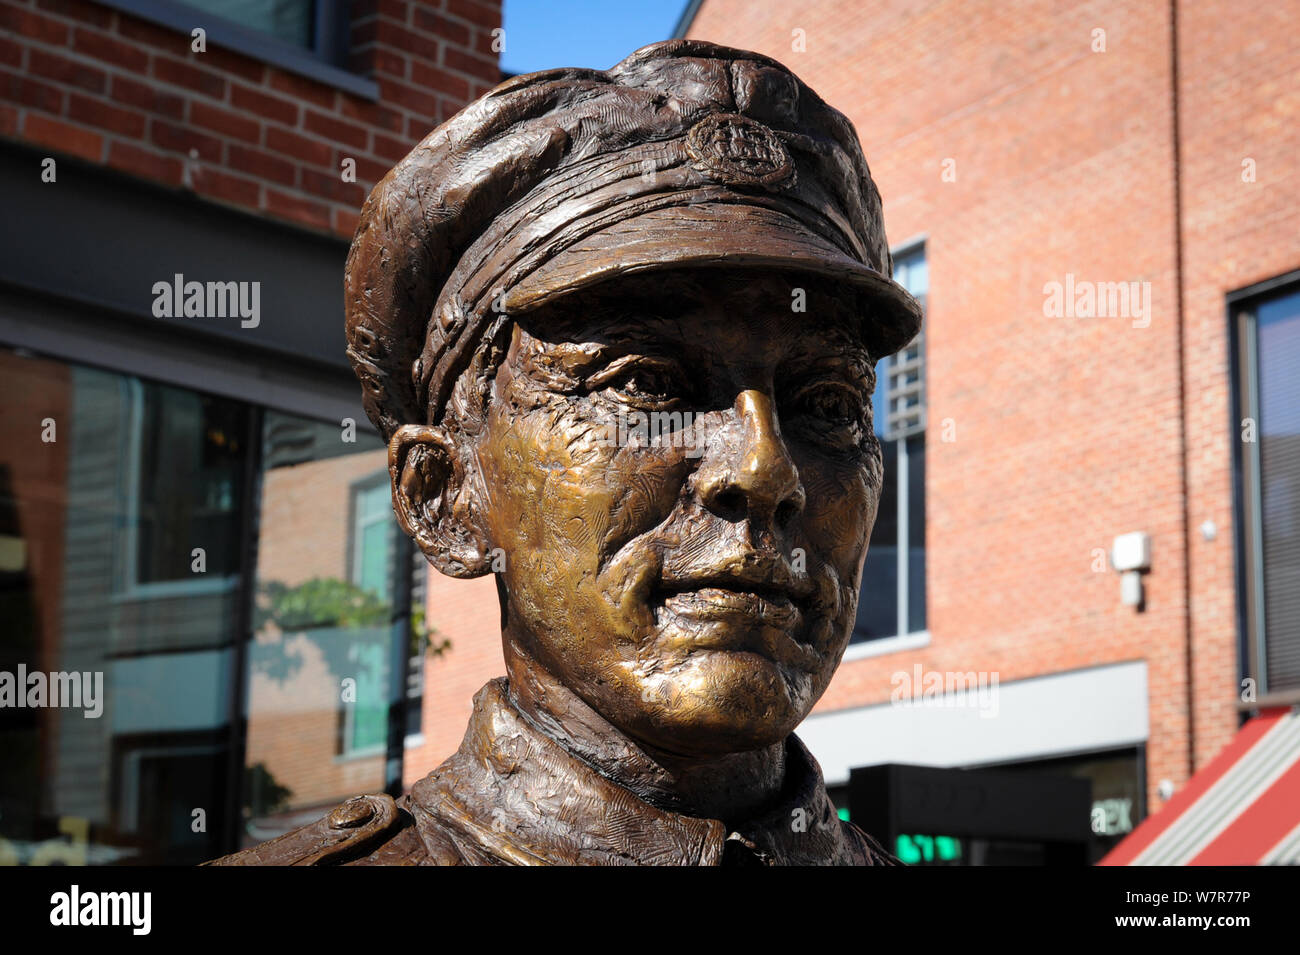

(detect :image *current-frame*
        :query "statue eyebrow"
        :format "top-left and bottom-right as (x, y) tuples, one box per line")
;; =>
(529, 339), (680, 382)
(779, 351), (875, 392)
(528, 309), (680, 351)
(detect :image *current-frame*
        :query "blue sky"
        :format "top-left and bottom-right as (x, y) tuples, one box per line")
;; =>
(501, 0), (692, 75)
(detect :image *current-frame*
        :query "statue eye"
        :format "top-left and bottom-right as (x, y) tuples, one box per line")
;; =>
(790, 380), (864, 426)
(586, 355), (689, 408)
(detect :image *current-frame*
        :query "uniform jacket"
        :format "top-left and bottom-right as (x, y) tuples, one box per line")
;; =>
(208, 678), (895, 866)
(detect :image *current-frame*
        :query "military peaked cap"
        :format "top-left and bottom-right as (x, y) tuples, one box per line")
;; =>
(344, 38), (922, 440)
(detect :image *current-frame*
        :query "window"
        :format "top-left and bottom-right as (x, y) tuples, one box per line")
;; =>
(339, 472), (394, 755)
(351, 475), (393, 603)
(341, 635), (388, 755)
(172, 0), (318, 51)
(852, 244), (927, 643)
(99, 1), (373, 99)
(405, 548), (427, 741)
(1234, 278), (1300, 697)
(121, 379), (248, 597)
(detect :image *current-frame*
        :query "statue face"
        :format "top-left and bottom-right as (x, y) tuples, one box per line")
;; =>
(472, 270), (883, 756)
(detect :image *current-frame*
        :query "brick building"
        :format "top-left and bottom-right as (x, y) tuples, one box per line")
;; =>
(397, 1), (1300, 864)
(0, 0), (500, 235)
(0, 0), (499, 863)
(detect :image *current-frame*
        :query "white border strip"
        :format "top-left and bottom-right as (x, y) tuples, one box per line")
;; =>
(1263, 818), (1300, 865)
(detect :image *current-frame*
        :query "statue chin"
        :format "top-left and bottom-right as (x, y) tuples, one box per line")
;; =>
(605, 659), (815, 757)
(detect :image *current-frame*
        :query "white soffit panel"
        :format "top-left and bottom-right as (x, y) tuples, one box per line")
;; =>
(799, 661), (1150, 786)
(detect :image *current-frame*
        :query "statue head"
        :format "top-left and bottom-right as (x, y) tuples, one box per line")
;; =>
(343, 40), (921, 758)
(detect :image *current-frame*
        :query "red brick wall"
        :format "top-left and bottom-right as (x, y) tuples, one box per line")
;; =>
(686, 0), (1189, 807)
(404, 573), (500, 785)
(680, 0), (1300, 811)
(0, 0), (501, 238)
(1176, 1), (1300, 767)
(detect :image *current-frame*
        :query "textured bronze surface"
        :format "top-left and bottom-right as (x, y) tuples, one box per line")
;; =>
(209, 38), (920, 867)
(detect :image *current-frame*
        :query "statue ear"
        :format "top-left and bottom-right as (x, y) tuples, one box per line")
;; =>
(388, 424), (493, 578)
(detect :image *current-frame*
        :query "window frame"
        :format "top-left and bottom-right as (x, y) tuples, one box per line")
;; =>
(1229, 268), (1300, 707)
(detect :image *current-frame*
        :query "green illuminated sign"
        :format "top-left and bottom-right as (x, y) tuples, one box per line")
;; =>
(896, 834), (962, 864)
(837, 808), (961, 863)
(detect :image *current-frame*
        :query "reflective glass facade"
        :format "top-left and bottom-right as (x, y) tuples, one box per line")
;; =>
(0, 347), (413, 865)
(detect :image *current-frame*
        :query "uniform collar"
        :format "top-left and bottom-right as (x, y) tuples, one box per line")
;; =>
(409, 678), (875, 866)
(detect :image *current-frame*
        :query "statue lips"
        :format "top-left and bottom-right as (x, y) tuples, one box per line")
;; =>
(654, 565), (822, 670)
(664, 587), (800, 628)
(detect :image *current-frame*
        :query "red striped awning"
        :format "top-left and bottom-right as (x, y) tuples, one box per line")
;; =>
(1101, 706), (1300, 865)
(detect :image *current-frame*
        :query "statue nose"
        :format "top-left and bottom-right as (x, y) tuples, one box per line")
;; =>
(693, 390), (805, 528)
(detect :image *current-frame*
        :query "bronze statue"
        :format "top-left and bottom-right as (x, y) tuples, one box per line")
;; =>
(209, 38), (921, 866)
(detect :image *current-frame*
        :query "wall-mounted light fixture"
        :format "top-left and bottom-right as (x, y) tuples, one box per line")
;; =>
(1111, 532), (1151, 610)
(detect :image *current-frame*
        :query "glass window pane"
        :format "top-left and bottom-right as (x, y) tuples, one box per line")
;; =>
(872, 356), (890, 437)
(1256, 289), (1300, 690)
(347, 638), (387, 752)
(358, 481), (389, 521)
(356, 519), (391, 600)
(0, 348), (245, 865)
(854, 439), (898, 641)
(893, 246), (928, 297)
(908, 433), (927, 632)
(134, 382), (246, 584)
(171, 0), (315, 49)
(903, 255), (928, 297)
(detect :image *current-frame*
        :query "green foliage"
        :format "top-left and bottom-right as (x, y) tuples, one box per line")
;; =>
(255, 576), (447, 656)
(244, 761), (293, 816)
(257, 577), (387, 630)
(251, 577), (450, 688)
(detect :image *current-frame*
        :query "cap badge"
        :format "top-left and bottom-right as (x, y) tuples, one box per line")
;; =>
(685, 113), (795, 190)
